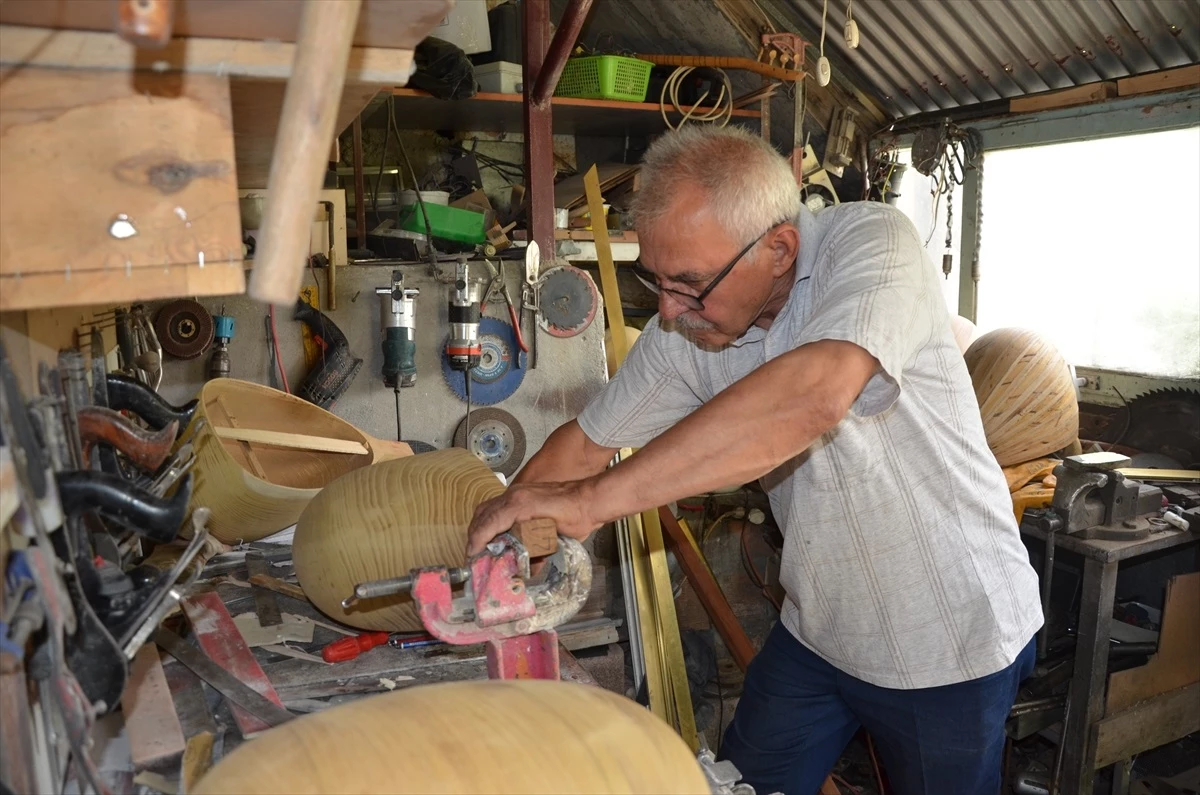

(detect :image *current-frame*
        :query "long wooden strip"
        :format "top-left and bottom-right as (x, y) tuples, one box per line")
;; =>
(178, 592), (291, 737)
(213, 426), (369, 455)
(249, 573), (309, 602)
(1118, 468), (1199, 483)
(658, 507), (756, 671)
(121, 645), (186, 769)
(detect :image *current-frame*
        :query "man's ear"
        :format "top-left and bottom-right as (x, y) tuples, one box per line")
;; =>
(768, 224), (800, 277)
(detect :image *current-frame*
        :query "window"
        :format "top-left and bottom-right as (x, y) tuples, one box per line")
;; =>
(890, 148), (963, 315)
(974, 127), (1200, 379)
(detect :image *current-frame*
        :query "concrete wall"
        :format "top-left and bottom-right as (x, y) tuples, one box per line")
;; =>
(153, 263), (607, 471)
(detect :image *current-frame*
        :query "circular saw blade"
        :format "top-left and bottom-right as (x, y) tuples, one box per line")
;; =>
(442, 316), (527, 405)
(155, 299), (214, 359)
(453, 407), (527, 478)
(539, 266), (599, 338)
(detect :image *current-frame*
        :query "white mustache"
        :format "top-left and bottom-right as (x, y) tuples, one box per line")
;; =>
(665, 312), (716, 335)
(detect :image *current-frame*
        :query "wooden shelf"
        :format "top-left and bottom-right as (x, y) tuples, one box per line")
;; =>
(390, 88), (761, 137)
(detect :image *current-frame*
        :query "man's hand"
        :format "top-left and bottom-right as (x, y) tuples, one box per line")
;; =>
(466, 479), (603, 555)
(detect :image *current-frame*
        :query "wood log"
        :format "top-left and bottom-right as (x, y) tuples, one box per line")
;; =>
(964, 328), (1079, 467)
(192, 680), (709, 794)
(185, 379), (411, 544)
(293, 449), (504, 632)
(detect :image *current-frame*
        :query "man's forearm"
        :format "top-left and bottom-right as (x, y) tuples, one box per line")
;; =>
(583, 340), (877, 524)
(514, 419), (616, 485)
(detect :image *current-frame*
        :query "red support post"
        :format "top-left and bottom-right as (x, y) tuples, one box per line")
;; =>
(523, 0), (555, 258)
(530, 0), (595, 106)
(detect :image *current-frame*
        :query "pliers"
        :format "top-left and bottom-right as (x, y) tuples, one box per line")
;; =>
(481, 260), (529, 356)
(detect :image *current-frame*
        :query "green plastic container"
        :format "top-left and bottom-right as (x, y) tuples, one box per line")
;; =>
(555, 55), (653, 102)
(397, 203), (486, 245)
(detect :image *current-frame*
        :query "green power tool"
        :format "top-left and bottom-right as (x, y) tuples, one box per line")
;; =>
(376, 270), (420, 441)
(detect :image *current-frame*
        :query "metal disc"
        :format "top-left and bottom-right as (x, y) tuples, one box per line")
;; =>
(155, 300), (214, 359)
(539, 266), (599, 338)
(441, 317), (527, 405)
(452, 407), (527, 478)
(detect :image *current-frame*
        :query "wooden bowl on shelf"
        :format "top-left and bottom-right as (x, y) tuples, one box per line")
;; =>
(184, 379), (411, 544)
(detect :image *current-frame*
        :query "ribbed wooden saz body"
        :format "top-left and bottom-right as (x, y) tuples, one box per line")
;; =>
(193, 680), (709, 794)
(293, 448), (504, 631)
(186, 379), (411, 544)
(965, 327), (1079, 466)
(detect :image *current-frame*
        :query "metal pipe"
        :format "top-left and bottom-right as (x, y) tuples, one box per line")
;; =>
(522, 0), (556, 257)
(530, 0), (595, 106)
(352, 115), (367, 251)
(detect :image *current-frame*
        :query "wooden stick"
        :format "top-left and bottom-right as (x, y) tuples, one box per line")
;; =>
(249, 573), (309, 603)
(213, 427), (369, 456)
(247, 0), (363, 305)
(209, 395), (268, 479)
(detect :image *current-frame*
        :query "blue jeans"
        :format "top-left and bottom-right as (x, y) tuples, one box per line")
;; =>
(720, 623), (1035, 795)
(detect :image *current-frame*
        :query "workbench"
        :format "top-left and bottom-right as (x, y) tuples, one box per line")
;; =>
(1019, 521), (1200, 795)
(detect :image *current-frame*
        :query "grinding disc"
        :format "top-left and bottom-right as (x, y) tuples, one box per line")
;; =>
(155, 299), (214, 360)
(539, 266), (599, 338)
(442, 317), (526, 405)
(452, 407), (527, 478)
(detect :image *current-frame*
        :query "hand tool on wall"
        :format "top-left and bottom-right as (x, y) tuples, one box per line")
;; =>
(343, 519), (590, 680)
(106, 374), (198, 431)
(77, 407), (178, 473)
(445, 259), (483, 438)
(55, 471), (192, 544)
(522, 241), (542, 368)
(482, 259), (528, 363)
(208, 309), (235, 380)
(292, 299), (362, 409)
(375, 270), (420, 441)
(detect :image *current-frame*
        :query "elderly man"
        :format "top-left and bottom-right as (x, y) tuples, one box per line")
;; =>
(467, 125), (1041, 795)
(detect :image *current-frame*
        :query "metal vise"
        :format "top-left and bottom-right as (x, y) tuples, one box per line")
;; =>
(1047, 452), (1164, 541)
(343, 520), (591, 680)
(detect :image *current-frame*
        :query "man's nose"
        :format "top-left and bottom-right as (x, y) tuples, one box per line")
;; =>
(658, 290), (689, 320)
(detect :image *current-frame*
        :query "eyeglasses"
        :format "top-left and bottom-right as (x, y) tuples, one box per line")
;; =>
(632, 222), (782, 311)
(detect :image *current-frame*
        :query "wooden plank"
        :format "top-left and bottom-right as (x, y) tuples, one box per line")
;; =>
(248, 573), (309, 603)
(659, 507), (757, 672)
(0, 0), (450, 50)
(180, 732), (214, 794)
(1009, 82), (1118, 113)
(246, 554), (283, 628)
(0, 261), (245, 314)
(213, 426), (369, 456)
(1117, 65), (1200, 97)
(388, 88), (760, 138)
(0, 67), (242, 286)
(180, 591), (288, 738)
(1093, 682), (1200, 769)
(120, 646), (186, 770)
(0, 25), (416, 83)
(1106, 572), (1200, 714)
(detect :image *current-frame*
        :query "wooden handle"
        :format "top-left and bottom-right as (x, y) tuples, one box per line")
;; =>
(247, 0), (363, 305)
(116, 0), (175, 48)
(511, 518), (558, 557)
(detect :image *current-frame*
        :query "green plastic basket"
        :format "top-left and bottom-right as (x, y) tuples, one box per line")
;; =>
(555, 55), (653, 102)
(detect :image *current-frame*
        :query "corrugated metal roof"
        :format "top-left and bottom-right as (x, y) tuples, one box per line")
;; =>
(771, 0), (1200, 118)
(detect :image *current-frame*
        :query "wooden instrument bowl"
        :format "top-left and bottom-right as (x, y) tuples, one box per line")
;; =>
(965, 327), (1079, 467)
(192, 679), (709, 794)
(293, 448), (504, 631)
(185, 379), (410, 544)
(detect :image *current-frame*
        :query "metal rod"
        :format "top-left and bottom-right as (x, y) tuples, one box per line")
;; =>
(522, 0), (556, 257)
(352, 114), (367, 251)
(530, 0), (595, 106)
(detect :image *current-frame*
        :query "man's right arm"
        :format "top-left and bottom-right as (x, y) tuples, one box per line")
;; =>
(512, 419), (617, 486)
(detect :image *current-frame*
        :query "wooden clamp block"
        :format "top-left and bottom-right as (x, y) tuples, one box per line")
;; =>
(121, 645), (186, 770)
(511, 518), (558, 557)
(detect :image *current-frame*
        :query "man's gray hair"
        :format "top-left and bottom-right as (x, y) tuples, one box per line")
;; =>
(629, 125), (802, 247)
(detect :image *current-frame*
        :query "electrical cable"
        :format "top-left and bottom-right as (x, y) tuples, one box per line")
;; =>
(394, 387), (402, 442)
(390, 98), (439, 274)
(660, 67), (733, 130)
(267, 305), (290, 394)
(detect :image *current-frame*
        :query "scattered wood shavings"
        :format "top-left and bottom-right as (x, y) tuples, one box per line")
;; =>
(377, 675), (414, 690)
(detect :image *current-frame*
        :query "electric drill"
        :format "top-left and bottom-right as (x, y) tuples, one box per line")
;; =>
(445, 259), (482, 432)
(207, 310), (235, 380)
(375, 270), (419, 389)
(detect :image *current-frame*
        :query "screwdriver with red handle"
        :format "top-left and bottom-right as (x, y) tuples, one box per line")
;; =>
(321, 631), (390, 663)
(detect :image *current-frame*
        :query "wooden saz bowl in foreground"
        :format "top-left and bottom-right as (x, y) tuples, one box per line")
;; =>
(293, 448), (504, 632)
(965, 327), (1079, 467)
(192, 679), (710, 794)
(185, 379), (412, 544)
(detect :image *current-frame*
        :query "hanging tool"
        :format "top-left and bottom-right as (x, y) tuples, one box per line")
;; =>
(105, 374), (198, 431)
(293, 300), (362, 409)
(539, 266), (600, 338)
(77, 407), (178, 473)
(375, 270), (419, 441)
(343, 520), (590, 680)
(445, 259), (483, 437)
(522, 241), (541, 369)
(452, 407), (527, 479)
(482, 259), (527, 362)
(441, 317), (526, 406)
(155, 299), (214, 360)
(208, 309), (235, 380)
